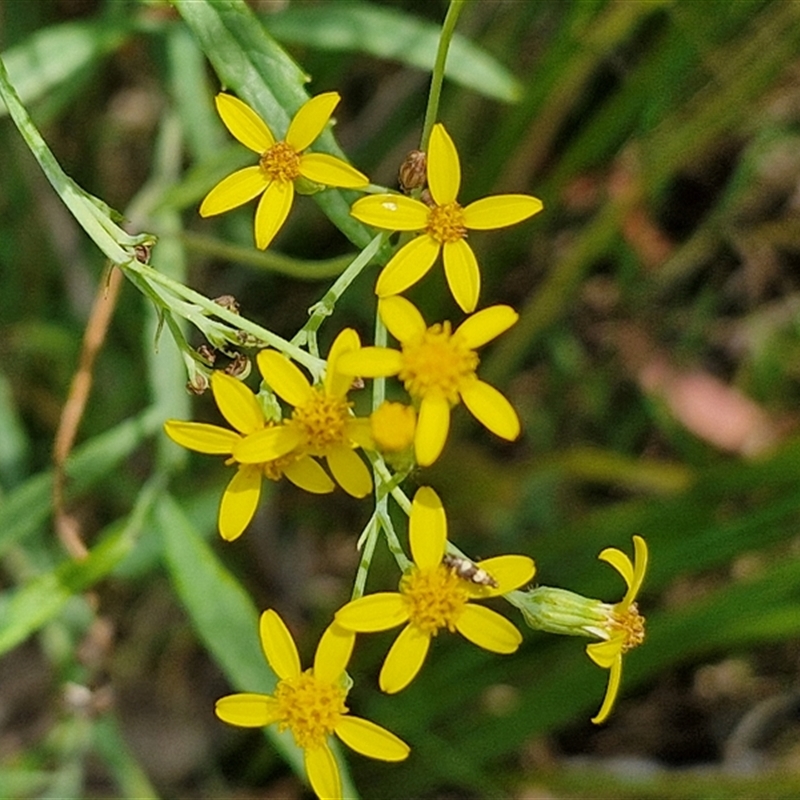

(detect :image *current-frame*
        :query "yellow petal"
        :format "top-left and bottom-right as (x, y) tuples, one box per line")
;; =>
(455, 604), (522, 654)
(199, 166), (268, 217)
(211, 371), (265, 435)
(215, 93), (274, 153)
(625, 535), (649, 606)
(257, 350), (313, 406)
(456, 305), (518, 349)
(590, 653), (623, 725)
(427, 123), (460, 205)
(350, 194), (429, 231)
(415, 393), (450, 466)
(463, 193), (543, 230)
(314, 622), (355, 683)
(300, 152), (368, 188)
(336, 347), (403, 378)
(467, 554), (535, 597)
(324, 328), (361, 398)
(378, 295), (427, 343)
(215, 693), (279, 727)
(254, 178), (294, 250)
(163, 420), (238, 454)
(409, 486), (446, 569)
(218, 465), (261, 541)
(459, 379), (520, 441)
(335, 593), (408, 632)
(233, 424), (303, 464)
(260, 609), (301, 679)
(586, 636), (623, 669)
(598, 547), (634, 594)
(442, 239), (480, 313)
(335, 716), (410, 762)
(305, 745), (341, 800)
(326, 445), (372, 498)
(379, 623), (430, 693)
(375, 235), (440, 298)
(286, 91), (339, 151)
(283, 456), (335, 494)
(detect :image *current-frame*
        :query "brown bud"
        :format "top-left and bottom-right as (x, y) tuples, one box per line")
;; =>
(399, 149), (427, 194)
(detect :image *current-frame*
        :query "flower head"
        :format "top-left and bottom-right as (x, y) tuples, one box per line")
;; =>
(234, 329), (374, 498)
(164, 371), (334, 541)
(200, 93), (368, 250)
(216, 610), (409, 800)
(337, 296), (521, 466)
(586, 535), (648, 724)
(335, 487), (535, 693)
(350, 123), (542, 312)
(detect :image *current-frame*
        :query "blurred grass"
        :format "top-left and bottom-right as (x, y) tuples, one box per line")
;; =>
(2, 0), (800, 798)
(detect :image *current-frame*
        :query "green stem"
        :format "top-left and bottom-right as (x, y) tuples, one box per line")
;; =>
(420, 0), (466, 150)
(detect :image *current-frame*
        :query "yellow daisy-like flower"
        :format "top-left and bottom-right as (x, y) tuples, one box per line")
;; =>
(335, 487), (535, 694)
(350, 122), (543, 312)
(200, 92), (368, 250)
(234, 329), (374, 498)
(586, 535), (648, 724)
(216, 610), (409, 800)
(337, 296), (521, 467)
(164, 371), (334, 542)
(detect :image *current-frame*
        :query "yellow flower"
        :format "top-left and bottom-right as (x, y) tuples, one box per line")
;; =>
(586, 535), (648, 724)
(234, 329), (374, 498)
(370, 401), (416, 454)
(216, 610), (409, 800)
(337, 296), (521, 466)
(335, 487), (535, 693)
(164, 371), (334, 541)
(200, 92), (368, 250)
(350, 123), (543, 312)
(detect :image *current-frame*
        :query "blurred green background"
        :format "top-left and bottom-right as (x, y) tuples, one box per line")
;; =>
(2, 0), (800, 797)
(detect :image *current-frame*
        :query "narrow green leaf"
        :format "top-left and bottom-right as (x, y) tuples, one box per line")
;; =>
(263, 3), (521, 103)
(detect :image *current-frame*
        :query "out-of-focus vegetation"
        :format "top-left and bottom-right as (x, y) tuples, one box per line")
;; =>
(2, 0), (800, 797)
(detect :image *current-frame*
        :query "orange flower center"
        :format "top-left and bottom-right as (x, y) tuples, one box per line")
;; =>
(612, 602), (646, 652)
(426, 202), (466, 243)
(274, 669), (348, 750)
(260, 141), (302, 182)
(399, 564), (469, 635)
(398, 323), (479, 405)
(291, 388), (352, 455)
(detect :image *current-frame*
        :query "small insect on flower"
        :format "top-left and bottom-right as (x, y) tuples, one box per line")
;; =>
(443, 554), (499, 588)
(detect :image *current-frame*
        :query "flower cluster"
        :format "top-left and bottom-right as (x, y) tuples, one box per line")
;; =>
(164, 90), (648, 798)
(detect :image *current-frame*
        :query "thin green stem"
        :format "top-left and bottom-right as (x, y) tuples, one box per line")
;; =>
(420, 0), (466, 150)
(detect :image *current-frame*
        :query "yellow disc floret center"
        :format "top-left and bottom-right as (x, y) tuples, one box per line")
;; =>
(260, 141), (302, 182)
(426, 202), (466, 244)
(274, 669), (348, 750)
(400, 564), (469, 635)
(398, 324), (479, 405)
(613, 603), (645, 652)
(291, 389), (351, 454)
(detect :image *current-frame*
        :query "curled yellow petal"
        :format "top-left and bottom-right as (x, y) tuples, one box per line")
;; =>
(459, 379), (520, 441)
(260, 609), (301, 680)
(219, 465), (262, 541)
(199, 166), (268, 217)
(442, 238), (480, 313)
(455, 603), (522, 654)
(254, 178), (294, 250)
(590, 652), (623, 725)
(215, 93), (274, 153)
(379, 623), (430, 694)
(375, 235), (440, 299)
(163, 420), (238, 455)
(335, 716), (410, 762)
(211, 371), (265, 435)
(463, 193), (543, 230)
(409, 487), (447, 569)
(427, 123), (460, 205)
(300, 152), (368, 188)
(286, 91), (339, 152)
